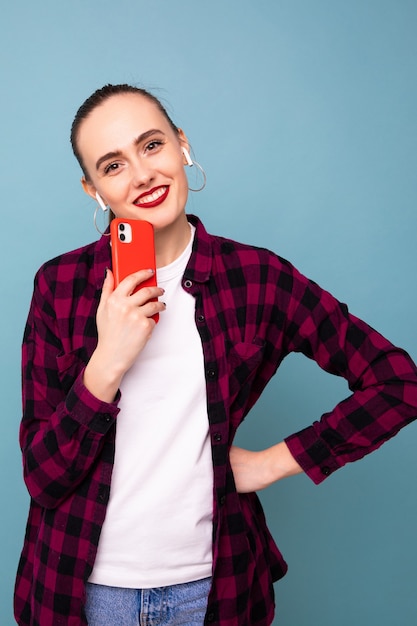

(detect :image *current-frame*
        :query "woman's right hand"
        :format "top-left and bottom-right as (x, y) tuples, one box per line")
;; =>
(83, 268), (166, 402)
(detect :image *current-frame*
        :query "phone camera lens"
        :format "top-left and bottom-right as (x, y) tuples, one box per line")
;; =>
(120, 233), (126, 241)
(119, 223), (125, 231)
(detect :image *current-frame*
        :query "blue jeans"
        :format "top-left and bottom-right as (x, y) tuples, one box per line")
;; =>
(84, 577), (211, 626)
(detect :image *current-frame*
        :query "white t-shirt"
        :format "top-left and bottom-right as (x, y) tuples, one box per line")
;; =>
(89, 225), (213, 588)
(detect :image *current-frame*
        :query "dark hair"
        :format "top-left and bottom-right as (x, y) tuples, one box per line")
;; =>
(70, 83), (179, 180)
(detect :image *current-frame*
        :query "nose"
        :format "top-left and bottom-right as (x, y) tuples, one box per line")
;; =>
(131, 156), (154, 188)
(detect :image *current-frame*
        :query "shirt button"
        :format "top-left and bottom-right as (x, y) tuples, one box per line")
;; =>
(207, 612), (215, 622)
(321, 466), (331, 476)
(219, 495), (226, 506)
(197, 314), (205, 322)
(207, 369), (217, 378)
(183, 279), (193, 288)
(101, 414), (111, 423)
(213, 433), (222, 442)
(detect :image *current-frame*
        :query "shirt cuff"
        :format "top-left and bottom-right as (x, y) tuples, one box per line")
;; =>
(284, 425), (342, 485)
(65, 372), (121, 434)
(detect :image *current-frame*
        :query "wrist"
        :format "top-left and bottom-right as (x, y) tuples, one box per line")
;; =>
(83, 351), (123, 403)
(264, 441), (304, 485)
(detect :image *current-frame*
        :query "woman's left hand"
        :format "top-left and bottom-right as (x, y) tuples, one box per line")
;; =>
(230, 442), (304, 493)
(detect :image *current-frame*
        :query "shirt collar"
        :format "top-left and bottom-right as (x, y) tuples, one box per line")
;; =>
(184, 215), (213, 283)
(93, 230), (112, 290)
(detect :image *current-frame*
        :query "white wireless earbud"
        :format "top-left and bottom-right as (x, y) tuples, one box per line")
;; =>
(182, 147), (193, 167)
(95, 192), (109, 212)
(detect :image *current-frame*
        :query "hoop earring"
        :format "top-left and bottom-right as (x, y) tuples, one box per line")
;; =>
(94, 192), (111, 236)
(182, 147), (206, 192)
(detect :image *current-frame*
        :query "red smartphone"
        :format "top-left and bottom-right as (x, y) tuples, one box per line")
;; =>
(110, 218), (159, 322)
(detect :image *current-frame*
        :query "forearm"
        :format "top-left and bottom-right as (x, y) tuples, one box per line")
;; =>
(285, 375), (417, 485)
(83, 347), (124, 403)
(83, 267), (165, 402)
(21, 372), (118, 508)
(230, 441), (303, 493)
(264, 440), (304, 482)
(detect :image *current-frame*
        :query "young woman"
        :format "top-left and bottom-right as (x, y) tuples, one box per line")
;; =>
(14, 84), (417, 626)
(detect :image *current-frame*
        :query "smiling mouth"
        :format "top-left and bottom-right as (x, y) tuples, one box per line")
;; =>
(134, 186), (169, 208)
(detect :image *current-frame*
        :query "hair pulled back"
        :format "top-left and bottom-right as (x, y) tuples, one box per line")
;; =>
(70, 84), (179, 180)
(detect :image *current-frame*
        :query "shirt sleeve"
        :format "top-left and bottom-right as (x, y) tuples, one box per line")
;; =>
(19, 269), (120, 509)
(278, 263), (417, 484)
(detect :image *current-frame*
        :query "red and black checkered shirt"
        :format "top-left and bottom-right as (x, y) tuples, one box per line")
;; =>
(15, 215), (417, 625)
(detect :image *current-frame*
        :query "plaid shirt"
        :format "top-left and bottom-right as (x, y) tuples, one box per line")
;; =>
(15, 215), (417, 625)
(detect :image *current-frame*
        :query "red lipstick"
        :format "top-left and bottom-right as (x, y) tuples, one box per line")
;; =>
(134, 186), (169, 208)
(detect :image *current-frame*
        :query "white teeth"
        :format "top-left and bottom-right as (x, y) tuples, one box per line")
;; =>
(137, 187), (166, 204)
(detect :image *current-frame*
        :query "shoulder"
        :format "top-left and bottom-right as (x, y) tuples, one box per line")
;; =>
(37, 238), (100, 274)
(33, 236), (109, 297)
(208, 230), (296, 284)
(192, 217), (316, 302)
(213, 233), (282, 262)
(191, 214), (291, 270)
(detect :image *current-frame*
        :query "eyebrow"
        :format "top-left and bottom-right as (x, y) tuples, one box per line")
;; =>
(95, 128), (165, 171)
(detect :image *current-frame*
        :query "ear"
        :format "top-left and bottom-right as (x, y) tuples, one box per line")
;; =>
(81, 176), (98, 201)
(177, 128), (191, 164)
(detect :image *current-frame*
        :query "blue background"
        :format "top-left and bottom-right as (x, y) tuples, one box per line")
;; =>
(1, 1), (416, 624)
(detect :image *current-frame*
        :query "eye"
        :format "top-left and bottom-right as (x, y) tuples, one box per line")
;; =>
(103, 162), (120, 175)
(145, 139), (164, 153)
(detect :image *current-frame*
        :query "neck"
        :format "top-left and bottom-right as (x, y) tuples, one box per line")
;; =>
(154, 213), (191, 268)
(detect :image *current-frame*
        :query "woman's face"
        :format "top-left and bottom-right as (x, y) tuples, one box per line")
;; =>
(78, 94), (189, 233)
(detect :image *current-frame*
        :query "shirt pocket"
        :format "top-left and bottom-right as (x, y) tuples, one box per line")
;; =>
(227, 337), (265, 422)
